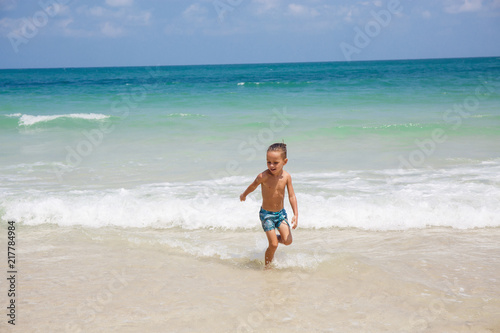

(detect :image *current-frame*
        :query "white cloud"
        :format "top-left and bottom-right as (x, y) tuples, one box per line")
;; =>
(183, 3), (207, 18)
(164, 3), (212, 36)
(89, 6), (105, 17)
(101, 21), (123, 37)
(286, 3), (320, 17)
(182, 3), (210, 25)
(422, 10), (432, 19)
(76, 4), (151, 32)
(85, 5), (150, 25)
(288, 3), (306, 15)
(444, 0), (483, 13)
(0, 17), (20, 36)
(129, 11), (151, 25)
(105, 0), (133, 7)
(334, 5), (360, 23)
(70, 5), (149, 38)
(57, 18), (95, 37)
(0, 0), (17, 11)
(252, 0), (281, 15)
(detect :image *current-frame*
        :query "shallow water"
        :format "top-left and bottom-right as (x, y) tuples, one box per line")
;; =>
(4, 225), (499, 332)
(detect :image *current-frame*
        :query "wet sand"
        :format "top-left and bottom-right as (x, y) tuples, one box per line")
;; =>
(3, 225), (500, 333)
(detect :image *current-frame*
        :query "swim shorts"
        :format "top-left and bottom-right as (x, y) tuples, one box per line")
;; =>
(259, 207), (290, 232)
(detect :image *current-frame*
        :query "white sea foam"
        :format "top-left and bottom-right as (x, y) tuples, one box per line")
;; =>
(166, 113), (205, 118)
(13, 113), (110, 126)
(2, 162), (500, 231)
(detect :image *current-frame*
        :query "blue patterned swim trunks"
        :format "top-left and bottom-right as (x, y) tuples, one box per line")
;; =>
(259, 207), (289, 232)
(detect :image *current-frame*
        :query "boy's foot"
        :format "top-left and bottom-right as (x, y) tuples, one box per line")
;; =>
(264, 262), (275, 270)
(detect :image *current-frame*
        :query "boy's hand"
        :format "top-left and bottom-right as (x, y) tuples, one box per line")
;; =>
(291, 215), (298, 229)
(240, 194), (246, 202)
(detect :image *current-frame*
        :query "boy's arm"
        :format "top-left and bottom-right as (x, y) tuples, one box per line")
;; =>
(240, 173), (263, 201)
(287, 175), (298, 229)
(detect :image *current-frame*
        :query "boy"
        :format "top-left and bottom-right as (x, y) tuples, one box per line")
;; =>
(240, 143), (298, 267)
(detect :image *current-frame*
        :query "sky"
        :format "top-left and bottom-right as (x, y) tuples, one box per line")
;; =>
(0, 0), (499, 68)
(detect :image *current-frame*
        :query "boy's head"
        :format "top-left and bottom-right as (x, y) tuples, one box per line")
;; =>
(267, 143), (287, 159)
(266, 143), (288, 174)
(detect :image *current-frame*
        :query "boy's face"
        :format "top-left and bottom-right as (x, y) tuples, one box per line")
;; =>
(266, 151), (288, 175)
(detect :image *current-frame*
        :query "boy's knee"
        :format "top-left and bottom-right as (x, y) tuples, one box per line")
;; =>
(269, 242), (279, 249)
(284, 238), (292, 246)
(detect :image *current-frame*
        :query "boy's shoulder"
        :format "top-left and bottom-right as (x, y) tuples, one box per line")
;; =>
(259, 170), (271, 179)
(258, 170), (278, 181)
(259, 169), (291, 180)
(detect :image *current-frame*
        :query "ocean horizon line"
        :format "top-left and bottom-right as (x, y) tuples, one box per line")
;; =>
(1, 55), (499, 71)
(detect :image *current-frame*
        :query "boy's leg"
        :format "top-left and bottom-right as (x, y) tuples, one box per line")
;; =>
(277, 221), (292, 245)
(264, 230), (279, 266)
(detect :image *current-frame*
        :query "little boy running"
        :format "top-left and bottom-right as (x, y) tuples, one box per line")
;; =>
(240, 143), (298, 267)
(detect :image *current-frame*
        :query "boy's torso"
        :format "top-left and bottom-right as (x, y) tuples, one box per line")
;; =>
(260, 170), (288, 212)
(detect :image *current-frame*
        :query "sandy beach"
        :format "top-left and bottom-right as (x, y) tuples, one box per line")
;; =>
(2, 224), (498, 333)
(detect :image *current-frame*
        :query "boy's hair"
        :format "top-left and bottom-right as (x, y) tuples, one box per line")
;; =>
(267, 142), (287, 159)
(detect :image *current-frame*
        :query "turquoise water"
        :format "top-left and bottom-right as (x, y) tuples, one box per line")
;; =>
(1, 57), (500, 231)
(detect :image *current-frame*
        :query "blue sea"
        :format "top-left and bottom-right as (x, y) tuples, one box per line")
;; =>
(1, 57), (499, 230)
(1, 58), (500, 331)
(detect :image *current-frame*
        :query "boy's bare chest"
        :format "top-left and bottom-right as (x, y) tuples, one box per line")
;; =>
(262, 177), (286, 192)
